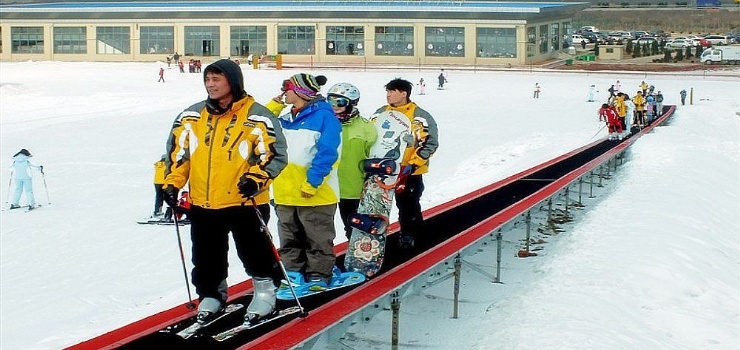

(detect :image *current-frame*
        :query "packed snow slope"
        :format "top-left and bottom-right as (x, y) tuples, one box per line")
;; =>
(0, 62), (738, 349)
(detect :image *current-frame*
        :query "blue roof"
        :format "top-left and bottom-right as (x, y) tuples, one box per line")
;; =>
(1, 1), (578, 13)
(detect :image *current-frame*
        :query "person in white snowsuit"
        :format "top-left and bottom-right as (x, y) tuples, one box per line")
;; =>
(588, 85), (596, 102)
(9, 149), (43, 210)
(623, 94), (634, 138)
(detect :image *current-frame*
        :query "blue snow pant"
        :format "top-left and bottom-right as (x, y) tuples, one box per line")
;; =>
(189, 204), (281, 303)
(11, 179), (35, 206)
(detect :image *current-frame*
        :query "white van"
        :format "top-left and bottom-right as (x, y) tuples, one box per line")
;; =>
(571, 34), (587, 44)
(580, 26), (599, 32)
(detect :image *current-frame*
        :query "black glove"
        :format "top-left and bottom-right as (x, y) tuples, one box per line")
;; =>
(237, 175), (260, 198)
(39, 165), (44, 174)
(163, 185), (180, 208)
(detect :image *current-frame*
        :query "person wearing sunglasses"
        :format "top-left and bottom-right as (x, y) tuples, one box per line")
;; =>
(266, 73), (342, 289)
(325, 82), (378, 240)
(375, 78), (439, 249)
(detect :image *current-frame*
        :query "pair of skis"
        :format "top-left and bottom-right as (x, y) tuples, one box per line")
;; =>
(175, 198), (307, 342)
(175, 303), (302, 342)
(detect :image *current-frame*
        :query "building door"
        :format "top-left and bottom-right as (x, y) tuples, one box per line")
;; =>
(202, 40), (212, 56)
(240, 40), (250, 56)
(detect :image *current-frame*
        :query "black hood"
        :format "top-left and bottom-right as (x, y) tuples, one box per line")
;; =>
(203, 59), (246, 114)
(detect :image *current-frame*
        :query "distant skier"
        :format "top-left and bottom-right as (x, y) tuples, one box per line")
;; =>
(158, 67), (165, 83)
(588, 85), (597, 102)
(533, 83), (541, 98)
(418, 78), (426, 95)
(680, 89), (687, 105)
(9, 149), (43, 210)
(437, 70), (448, 89)
(655, 91), (664, 116)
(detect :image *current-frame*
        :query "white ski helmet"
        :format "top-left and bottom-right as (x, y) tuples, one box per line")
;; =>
(327, 82), (360, 106)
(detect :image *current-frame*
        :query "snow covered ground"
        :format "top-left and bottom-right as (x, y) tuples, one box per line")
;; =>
(0, 61), (738, 350)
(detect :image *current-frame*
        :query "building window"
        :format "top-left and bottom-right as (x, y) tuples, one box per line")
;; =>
(185, 26), (220, 56)
(277, 26), (315, 55)
(539, 25), (549, 54)
(526, 26), (537, 56)
(476, 28), (516, 58)
(96, 26), (130, 54)
(54, 27), (87, 54)
(425, 27), (465, 57)
(550, 23), (560, 51)
(11, 27), (44, 54)
(326, 26), (364, 56)
(375, 26), (413, 56)
(230, 26), (266, 57)
(563, 21), (572, 49)
(140, 26), (174, 55)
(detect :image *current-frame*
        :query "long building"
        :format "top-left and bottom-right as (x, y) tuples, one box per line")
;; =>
(0, 1), (588, 65)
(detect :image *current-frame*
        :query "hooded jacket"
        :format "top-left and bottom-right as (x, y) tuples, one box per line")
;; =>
(374, 102), (439, 175)
(266, 97), (342, 206)
(11, 153), (41, 180)
(163, 59), (287, 209)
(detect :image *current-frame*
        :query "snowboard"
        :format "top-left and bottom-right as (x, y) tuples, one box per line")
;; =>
(344, 110), (411, 277)
(276, 268), (365, 300)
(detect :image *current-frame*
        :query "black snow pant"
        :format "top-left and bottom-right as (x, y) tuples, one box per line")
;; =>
(189, 204), (281, 302)
(154, 184), (165, 214)
(395, 174), (425, 240)
(339, 198), (361, 239)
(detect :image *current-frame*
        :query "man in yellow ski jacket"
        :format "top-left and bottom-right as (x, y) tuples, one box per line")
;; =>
(374, 78), (439, 249)
(162, 58), (288, 322)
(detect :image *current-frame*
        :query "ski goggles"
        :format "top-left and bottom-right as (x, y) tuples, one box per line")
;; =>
(281, 79), (317, 98)
(327, 95), (351, 108)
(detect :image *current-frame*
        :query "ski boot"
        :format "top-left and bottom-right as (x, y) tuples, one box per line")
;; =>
(196, 297), (224, 324)
(9, 204), (21, 210)
(246, 277), (276, 322)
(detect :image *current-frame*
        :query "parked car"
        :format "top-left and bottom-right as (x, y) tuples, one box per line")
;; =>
(668, 36), (699, 47)
(704, 35), (730, 45)
(580, 26), (599, 33)
(632, 30), (649, 39)
(692, 37), (710, 47)
(636, 36), (659, 46)
(665, 39), (692, 49)
(571, 34), (588, 45)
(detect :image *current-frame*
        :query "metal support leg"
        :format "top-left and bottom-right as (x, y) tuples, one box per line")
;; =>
(598, 166), (604, 187)
(518, 211), (536, 258)
(453, 255), (461, 319)
(589, 171), (595, 198)
(391, 291), (400, 350)
(494, 229), (502, 283)
(564, 186), (570, 217)
(578, 177), (583, 205)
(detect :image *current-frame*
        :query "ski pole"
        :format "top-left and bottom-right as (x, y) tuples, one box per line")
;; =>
(172, 210), (196, 310)
(589, 124), (607, 140)
(40, 170), (51, 205)
(249, 198), (307, 317)
(4, 171), (13, 204)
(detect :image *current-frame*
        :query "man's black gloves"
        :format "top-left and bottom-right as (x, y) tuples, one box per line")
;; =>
(163, 185), (180, 208)
(238, 176), (259, 198)
(237, 173), (269, 199)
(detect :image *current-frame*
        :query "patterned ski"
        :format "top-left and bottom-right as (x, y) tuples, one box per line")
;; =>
(212, 306), (303, 342)
(175, 303), (244, 339)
